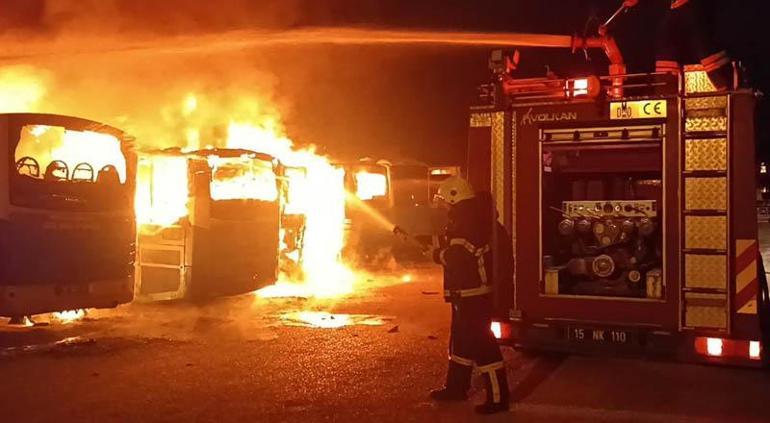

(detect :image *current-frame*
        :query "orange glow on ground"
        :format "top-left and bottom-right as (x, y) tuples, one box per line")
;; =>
(52, 310), (87, 324)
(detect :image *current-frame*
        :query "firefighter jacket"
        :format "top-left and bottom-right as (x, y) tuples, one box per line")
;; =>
(433, 196), (495, 302)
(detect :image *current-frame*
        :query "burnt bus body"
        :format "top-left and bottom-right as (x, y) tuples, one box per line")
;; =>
(136, 149), (281, 300)
(469, 69), (767, 366)
(0, 113), (136, 317)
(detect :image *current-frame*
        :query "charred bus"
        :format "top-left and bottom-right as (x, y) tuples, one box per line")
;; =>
(343, 159), (442, 264)
(469, 62), (769, 366)
(134, 148), (288, 300)
(0, 113), (136, 318)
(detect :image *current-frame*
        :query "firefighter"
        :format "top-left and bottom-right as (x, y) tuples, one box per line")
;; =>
(427, 176), (510, 415)
(624, 0), (732, 90)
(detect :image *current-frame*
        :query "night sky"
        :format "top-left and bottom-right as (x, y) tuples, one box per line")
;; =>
(1, 0), (768, 164)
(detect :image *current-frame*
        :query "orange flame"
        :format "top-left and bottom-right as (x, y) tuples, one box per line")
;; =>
(355, 171), (388, 201)
(207, 154), (278, 202)
(3, 62), (358, 299)
(0, 66), (49, 112)
(135, 155), (190, 227)
(15, 125), (126, 183)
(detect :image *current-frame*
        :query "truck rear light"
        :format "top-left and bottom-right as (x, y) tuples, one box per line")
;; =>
(706, 338), (723, 357)
(749, 341), (761, 360)
(695, 337), (760, 361)
(491, 321), (502, 339)
(567, 76), (600, 98)
(573, 79), (589, 95)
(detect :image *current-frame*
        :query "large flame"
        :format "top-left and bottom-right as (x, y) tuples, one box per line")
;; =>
(355, 171), (388, 201)
(15, 125), (126, 182)
(131, 94), (355, 298)
(225, 122), (355, 298)
(0, 66), (49, 113)
(135, 155), (190, 227)
(2, 59), (359, 299)
(207, 154), (278, 201)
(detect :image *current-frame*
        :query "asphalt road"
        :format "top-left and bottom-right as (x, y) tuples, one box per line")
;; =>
(1, 265), (769, 423)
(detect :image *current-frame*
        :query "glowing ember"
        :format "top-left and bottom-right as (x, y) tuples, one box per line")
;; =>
(355, 171), (388, 200)
(52, 310), (87, 324)
(401, 274), (412, 283)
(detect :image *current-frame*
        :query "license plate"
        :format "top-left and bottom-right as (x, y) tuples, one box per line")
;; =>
(568, 326), (633, 344)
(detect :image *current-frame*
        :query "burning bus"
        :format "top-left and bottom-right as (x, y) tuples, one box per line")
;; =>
(469, 47), (768, 365)
(134, 147), (293, 300)
(0, 113), (136, 319)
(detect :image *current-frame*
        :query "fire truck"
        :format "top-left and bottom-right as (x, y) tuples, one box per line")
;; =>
(467, 37), (768, 365)
(0, 113), (136, 319)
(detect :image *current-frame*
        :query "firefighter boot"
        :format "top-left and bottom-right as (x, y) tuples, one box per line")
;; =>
(475, 366), (510, 414)
(429, 361), (472, 402)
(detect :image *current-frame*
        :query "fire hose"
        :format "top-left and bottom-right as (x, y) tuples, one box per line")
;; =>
(598, 2), (631, 37)
(392, 226), (432, 254)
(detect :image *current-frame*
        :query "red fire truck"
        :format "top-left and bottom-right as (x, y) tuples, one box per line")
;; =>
(468, 47), (768, 366)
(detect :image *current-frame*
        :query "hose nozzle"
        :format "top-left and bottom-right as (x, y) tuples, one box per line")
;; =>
(392, 226), (431, 253)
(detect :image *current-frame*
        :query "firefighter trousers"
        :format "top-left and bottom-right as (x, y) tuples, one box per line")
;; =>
(444, 295), (509, 404)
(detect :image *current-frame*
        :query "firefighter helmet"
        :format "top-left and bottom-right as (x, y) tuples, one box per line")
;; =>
(437, 176), (475, 205)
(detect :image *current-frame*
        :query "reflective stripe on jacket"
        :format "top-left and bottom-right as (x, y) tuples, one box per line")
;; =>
(434, 237), (493, 300)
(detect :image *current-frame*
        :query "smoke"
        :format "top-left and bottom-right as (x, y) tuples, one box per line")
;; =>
(0, 0), (476, 161)
(2, 0), (309, 35)
(0, 1), (324, 152)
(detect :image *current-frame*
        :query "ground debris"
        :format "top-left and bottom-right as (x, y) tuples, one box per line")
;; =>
(0, 336), (96, 358)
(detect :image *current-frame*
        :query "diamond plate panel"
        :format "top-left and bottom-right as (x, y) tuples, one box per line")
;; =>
(685, 254), (727, 289)
(685, 215), (727, 250)
(686, 116), (728, 133)
(510, 111), (517, 257)
(684, 138), (727, 172)
(685, 293), (727, 329)
(491, 112), (505, 223)
(470, 113), (492, 128)
(686, 306), (727, 329)
(685, 177), (727, 211)
(684, 70), (717, 94)
(685, 96), (728, 111)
